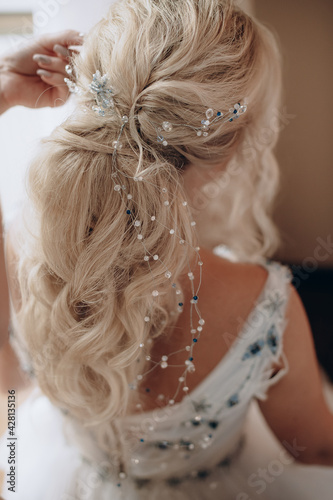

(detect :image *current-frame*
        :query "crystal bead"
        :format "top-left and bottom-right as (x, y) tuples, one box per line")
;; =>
(146, 355), (151, 361)
(169, 229), (175, 235)
(152, 290), (159, 297)
(113, 141), (122, 150)
(162, 121), (173, 132)
(201, 124), (209, 131)
(179, 239), (185, 245)
(119, 472), (127, 479)
(197, 326), (202, 332)
(137, 234), (143, 240)
(162, 188), (168, 193)
(188, 272), (194, 280)
(169, 399), (175, 405)
(162, 140), (168, 146)
(139, 343), (144, 348)
(127, 194), (133, 199)
(234, 103), (240, 110)
(183, 386), (189, 392)
(176, 290), (181, 295)
(229, 108), (234, 113)
(122, 115), (129, 123)
(191, 221), (196, 226)
(137, 375), (143, 380)
(138, 176), (143, 181)
(172, 283), (177, 288)
(161, 361), (168, 369)
(203, 132), (208, 137)
(161, 355), (168, 362)
(134, 221), (141, 227)
(185, 346), (191, 351)
(198, 261), (203, 266)
(199, 319), (205, 325)
(182, 201), (188, 206)
(144, 256), (149, 261)
(179, 376), (185, 382)
(191, 329), (197, 334)
(206, 108), (214, 119)
(114, 185), (121, 191)
(144, 316), (150, 322)
(164, 201), (170, 206)
(165, 271), (172, 279)
(151, 216), (156, 221)
(197, 131), (202, 136)
(153, 255), (159, 260)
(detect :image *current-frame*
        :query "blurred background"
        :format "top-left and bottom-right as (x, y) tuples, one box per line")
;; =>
(0, 0), (332, 373)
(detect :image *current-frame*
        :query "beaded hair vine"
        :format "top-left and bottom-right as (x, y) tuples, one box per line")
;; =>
(64, 69), (248, 406)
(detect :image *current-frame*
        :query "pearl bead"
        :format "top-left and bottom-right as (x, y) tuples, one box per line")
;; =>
(161, 361), (168, 369)
(165, 271), (172, 278)
(137, 234), (143, 240)
(144, 316), (150, 322)
(188, 272), (194, 280)
(114, 185), (121, 191)
(182, 201), (188, 206)
(134, 220), (141, 227)
(169, 229), (175, 234)
(153, 255), (159, 260)
(151, 216), (156, 221)
(119, 472), (127, 479)
(185, 346), (191, 351)
(162, 121), (173, 132)
(179, 239), (185, 245)
(152, 290), (159, 297)
(169, 399), (175, 405)
(179, 376), (185, 382)
(197, 326), (202, 332)
(164, 201), (169, 206)
(183, 386), (189, 392)
(137, 375), (143, 380)
(162, 188), (168, 193)
(144, 256), (149, 261)
(191, 221), (196, 226)
(191, 329), (197, 334)
(127, 194), (133, 199)
(139, 343), (144, 348)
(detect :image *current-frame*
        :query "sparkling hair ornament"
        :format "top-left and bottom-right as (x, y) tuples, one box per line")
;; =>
(63, 69), (249, 403)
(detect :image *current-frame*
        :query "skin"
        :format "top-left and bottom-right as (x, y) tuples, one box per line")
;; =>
(1, 32), (333, 470)
(0, 30), (83, 114)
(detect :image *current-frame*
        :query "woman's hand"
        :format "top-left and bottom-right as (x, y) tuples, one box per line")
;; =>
(0, 30), (83, 114)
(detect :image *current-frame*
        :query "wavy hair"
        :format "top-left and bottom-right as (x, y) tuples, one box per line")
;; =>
(15, 0), (282, 455)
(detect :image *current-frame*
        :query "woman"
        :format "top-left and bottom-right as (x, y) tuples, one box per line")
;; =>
(1, 1), (333, 499)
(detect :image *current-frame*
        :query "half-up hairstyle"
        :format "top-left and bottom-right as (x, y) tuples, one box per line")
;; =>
(14, 0), (282, 455)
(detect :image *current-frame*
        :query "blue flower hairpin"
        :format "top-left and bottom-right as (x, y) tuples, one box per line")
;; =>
(89, 71), (115, 116)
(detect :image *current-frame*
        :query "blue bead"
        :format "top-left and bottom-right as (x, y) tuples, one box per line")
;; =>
(217, 112), (222, 116)
(126, 210), (131, 214)
(189, 357), (194, 361)
(233, 109), (237, 114)
(179, 303), (183, 307)
(229, 118), (233, 122)
(140, 438), (145, 442)
(193, 296), (198, 300)
(193, 338), (198, 343)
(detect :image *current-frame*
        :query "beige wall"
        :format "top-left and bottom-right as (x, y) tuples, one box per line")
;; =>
(254, 0), (333, 266)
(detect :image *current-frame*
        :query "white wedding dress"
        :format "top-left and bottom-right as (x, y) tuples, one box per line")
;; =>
(1, 245), (333, 500)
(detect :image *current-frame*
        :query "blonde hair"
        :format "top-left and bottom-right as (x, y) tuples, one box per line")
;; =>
(16, 0), (282, 455)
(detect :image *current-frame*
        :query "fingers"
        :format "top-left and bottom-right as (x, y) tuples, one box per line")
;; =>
(36, 69), (68, 88)
(40, 30), (84, 53)
(32, 53), (67, 75)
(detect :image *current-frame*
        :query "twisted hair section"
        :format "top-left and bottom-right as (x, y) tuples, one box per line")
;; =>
(15, 0), (282, 455)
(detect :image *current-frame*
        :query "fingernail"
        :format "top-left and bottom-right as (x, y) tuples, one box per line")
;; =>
(36, 69), (53, 78)
(33, 54), (52, 65)
(53, 44), (70, 57)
